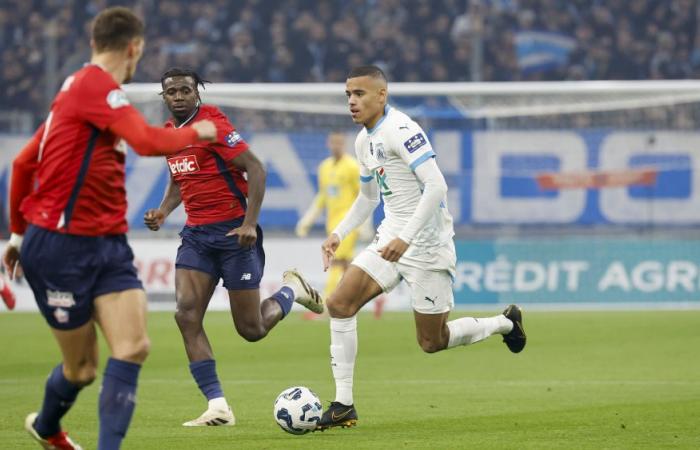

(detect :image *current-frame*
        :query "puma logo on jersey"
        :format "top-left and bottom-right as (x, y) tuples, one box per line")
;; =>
(168, 155), (200, 174)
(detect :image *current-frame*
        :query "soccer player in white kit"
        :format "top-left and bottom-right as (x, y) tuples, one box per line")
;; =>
(316, 66), (527, 430)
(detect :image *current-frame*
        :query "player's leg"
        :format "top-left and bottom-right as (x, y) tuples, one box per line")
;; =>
(89, 234), (152, 449)
(221, 222), (322, 338)
(318, 248), (397, 431)
(226, 269), (324, 340)
(173, 268), (234, 426)
(408, 269), (523, 353)
(174, 269), (217, 360)
(93, 289), (150, 449)
(227, 288), (275, 341)
(174, 224), (236, 425)
(26, 322), (98, 450)
(20, 225), (99, 449)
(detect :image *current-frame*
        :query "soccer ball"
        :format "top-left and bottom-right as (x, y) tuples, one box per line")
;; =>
(273, 386), (323, 435)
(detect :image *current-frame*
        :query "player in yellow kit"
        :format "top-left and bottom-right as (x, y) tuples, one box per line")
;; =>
(297, 132), (361, 304)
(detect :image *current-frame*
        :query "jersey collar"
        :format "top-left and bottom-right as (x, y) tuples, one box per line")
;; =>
(365, 104), (391, 135)
(174, 104), (201, 128)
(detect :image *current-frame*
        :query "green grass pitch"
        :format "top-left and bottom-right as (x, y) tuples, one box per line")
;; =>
(1, 310), (699, 449)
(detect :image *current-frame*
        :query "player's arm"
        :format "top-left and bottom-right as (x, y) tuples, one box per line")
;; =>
(321, 165), (379, 270)
(296, 166), (326, 237)
(3, 123), (44, 279)
(108, 110), (216, 156)
(379, 157), (447, 262)
(144, 174), (181, 231)
(224, 149), (266, 247)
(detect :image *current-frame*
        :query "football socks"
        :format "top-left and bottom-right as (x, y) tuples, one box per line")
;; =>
(330, 316), (357, 406)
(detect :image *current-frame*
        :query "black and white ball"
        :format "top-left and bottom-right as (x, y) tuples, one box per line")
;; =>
(273, 386), (323, 435)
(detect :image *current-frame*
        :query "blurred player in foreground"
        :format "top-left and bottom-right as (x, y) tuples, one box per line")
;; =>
(316, 66), (527, 430)
(295, 132), (385, 319)
(144, 68), (323, 427)
(2, 8), (217, 450)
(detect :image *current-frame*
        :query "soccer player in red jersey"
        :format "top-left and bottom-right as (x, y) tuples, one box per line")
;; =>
(143, 68), (324, 426)
(1, 8), (217, 450)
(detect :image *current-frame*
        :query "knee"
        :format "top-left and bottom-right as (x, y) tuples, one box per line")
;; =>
(63, 361), (97, 386)
(417, 336), (446, 354)
(174, 303), (201, 328)
(326, 295), (356, 319)
(237, 324), (267, 342)
(115, 336), (151, 364)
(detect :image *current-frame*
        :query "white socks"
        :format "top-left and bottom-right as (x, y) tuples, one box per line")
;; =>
(330, 316), (357, 406)
(208, 397), (228, 411)
(446, 314), (513, 348)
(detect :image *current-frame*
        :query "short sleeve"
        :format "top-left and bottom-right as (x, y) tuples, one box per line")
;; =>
(209, 108), (249, 160)
(392, 121), (436, 172)
(77, 69), (140, 130)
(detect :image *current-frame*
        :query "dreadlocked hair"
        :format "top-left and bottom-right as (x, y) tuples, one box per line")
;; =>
(160, 67), (210, 93)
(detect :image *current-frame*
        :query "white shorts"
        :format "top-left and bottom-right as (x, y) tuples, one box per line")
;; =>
(351, 240), (456, 314)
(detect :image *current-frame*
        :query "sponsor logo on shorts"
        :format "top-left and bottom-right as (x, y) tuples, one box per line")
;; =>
(54, 308), (69, 324)
(47, 290), (76, 308)
(168, 155), (200, 175)
(240, 273), (252, 281)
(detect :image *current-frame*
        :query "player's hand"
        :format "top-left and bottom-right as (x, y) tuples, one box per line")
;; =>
(378, 237), (409, 262)
(226, 223), (258, 248)
(295, 220), (311, 238)
(321, 233), (341, 272)
(2, 245), (22, 281)
(192, 120), (217, 142)
(144, 208), (166, 231)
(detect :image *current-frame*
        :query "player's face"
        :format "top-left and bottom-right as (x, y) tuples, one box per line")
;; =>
(123, 38), (144, 84)
(327, 133), (345, 159)
(345, 76), (387, 128)
(162, 76), (199, 118)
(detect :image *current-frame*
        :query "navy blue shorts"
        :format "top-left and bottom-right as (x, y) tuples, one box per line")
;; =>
(176, 217), (265, 290)
(20, 225), (144, 330)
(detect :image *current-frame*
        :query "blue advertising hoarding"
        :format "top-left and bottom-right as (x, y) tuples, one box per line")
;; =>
(454, 238), (700, 304)
(0, 129), (698, 230)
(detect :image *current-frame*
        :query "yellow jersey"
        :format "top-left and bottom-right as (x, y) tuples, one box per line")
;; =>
(313, 154), (360, 233)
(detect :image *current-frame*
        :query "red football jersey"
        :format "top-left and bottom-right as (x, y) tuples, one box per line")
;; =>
(165, 105), (250, 225)
(20, 64), (140, 235)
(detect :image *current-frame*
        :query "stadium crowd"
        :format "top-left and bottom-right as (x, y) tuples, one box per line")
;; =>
(1, 0), (699, 127)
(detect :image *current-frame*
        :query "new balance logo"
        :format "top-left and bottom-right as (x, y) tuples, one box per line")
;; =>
(240, 273), (252, 281)
(167, 155), (200, 174)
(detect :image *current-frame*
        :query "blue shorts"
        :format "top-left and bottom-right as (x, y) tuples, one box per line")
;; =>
(20, 225), (144, 330)
(176, 217), (265, 290)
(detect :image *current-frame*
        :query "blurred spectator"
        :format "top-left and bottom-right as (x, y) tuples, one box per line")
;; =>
(2, 0), (700, 129)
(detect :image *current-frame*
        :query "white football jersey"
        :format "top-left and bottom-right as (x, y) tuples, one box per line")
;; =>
(354, 105), (455, 249)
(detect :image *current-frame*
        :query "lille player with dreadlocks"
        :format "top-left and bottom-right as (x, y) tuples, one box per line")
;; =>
(144, 68), (323, 427)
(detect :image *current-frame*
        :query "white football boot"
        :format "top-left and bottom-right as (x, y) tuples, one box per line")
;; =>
(282, 269), (324, 314)
(182, 405), (235, 427)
